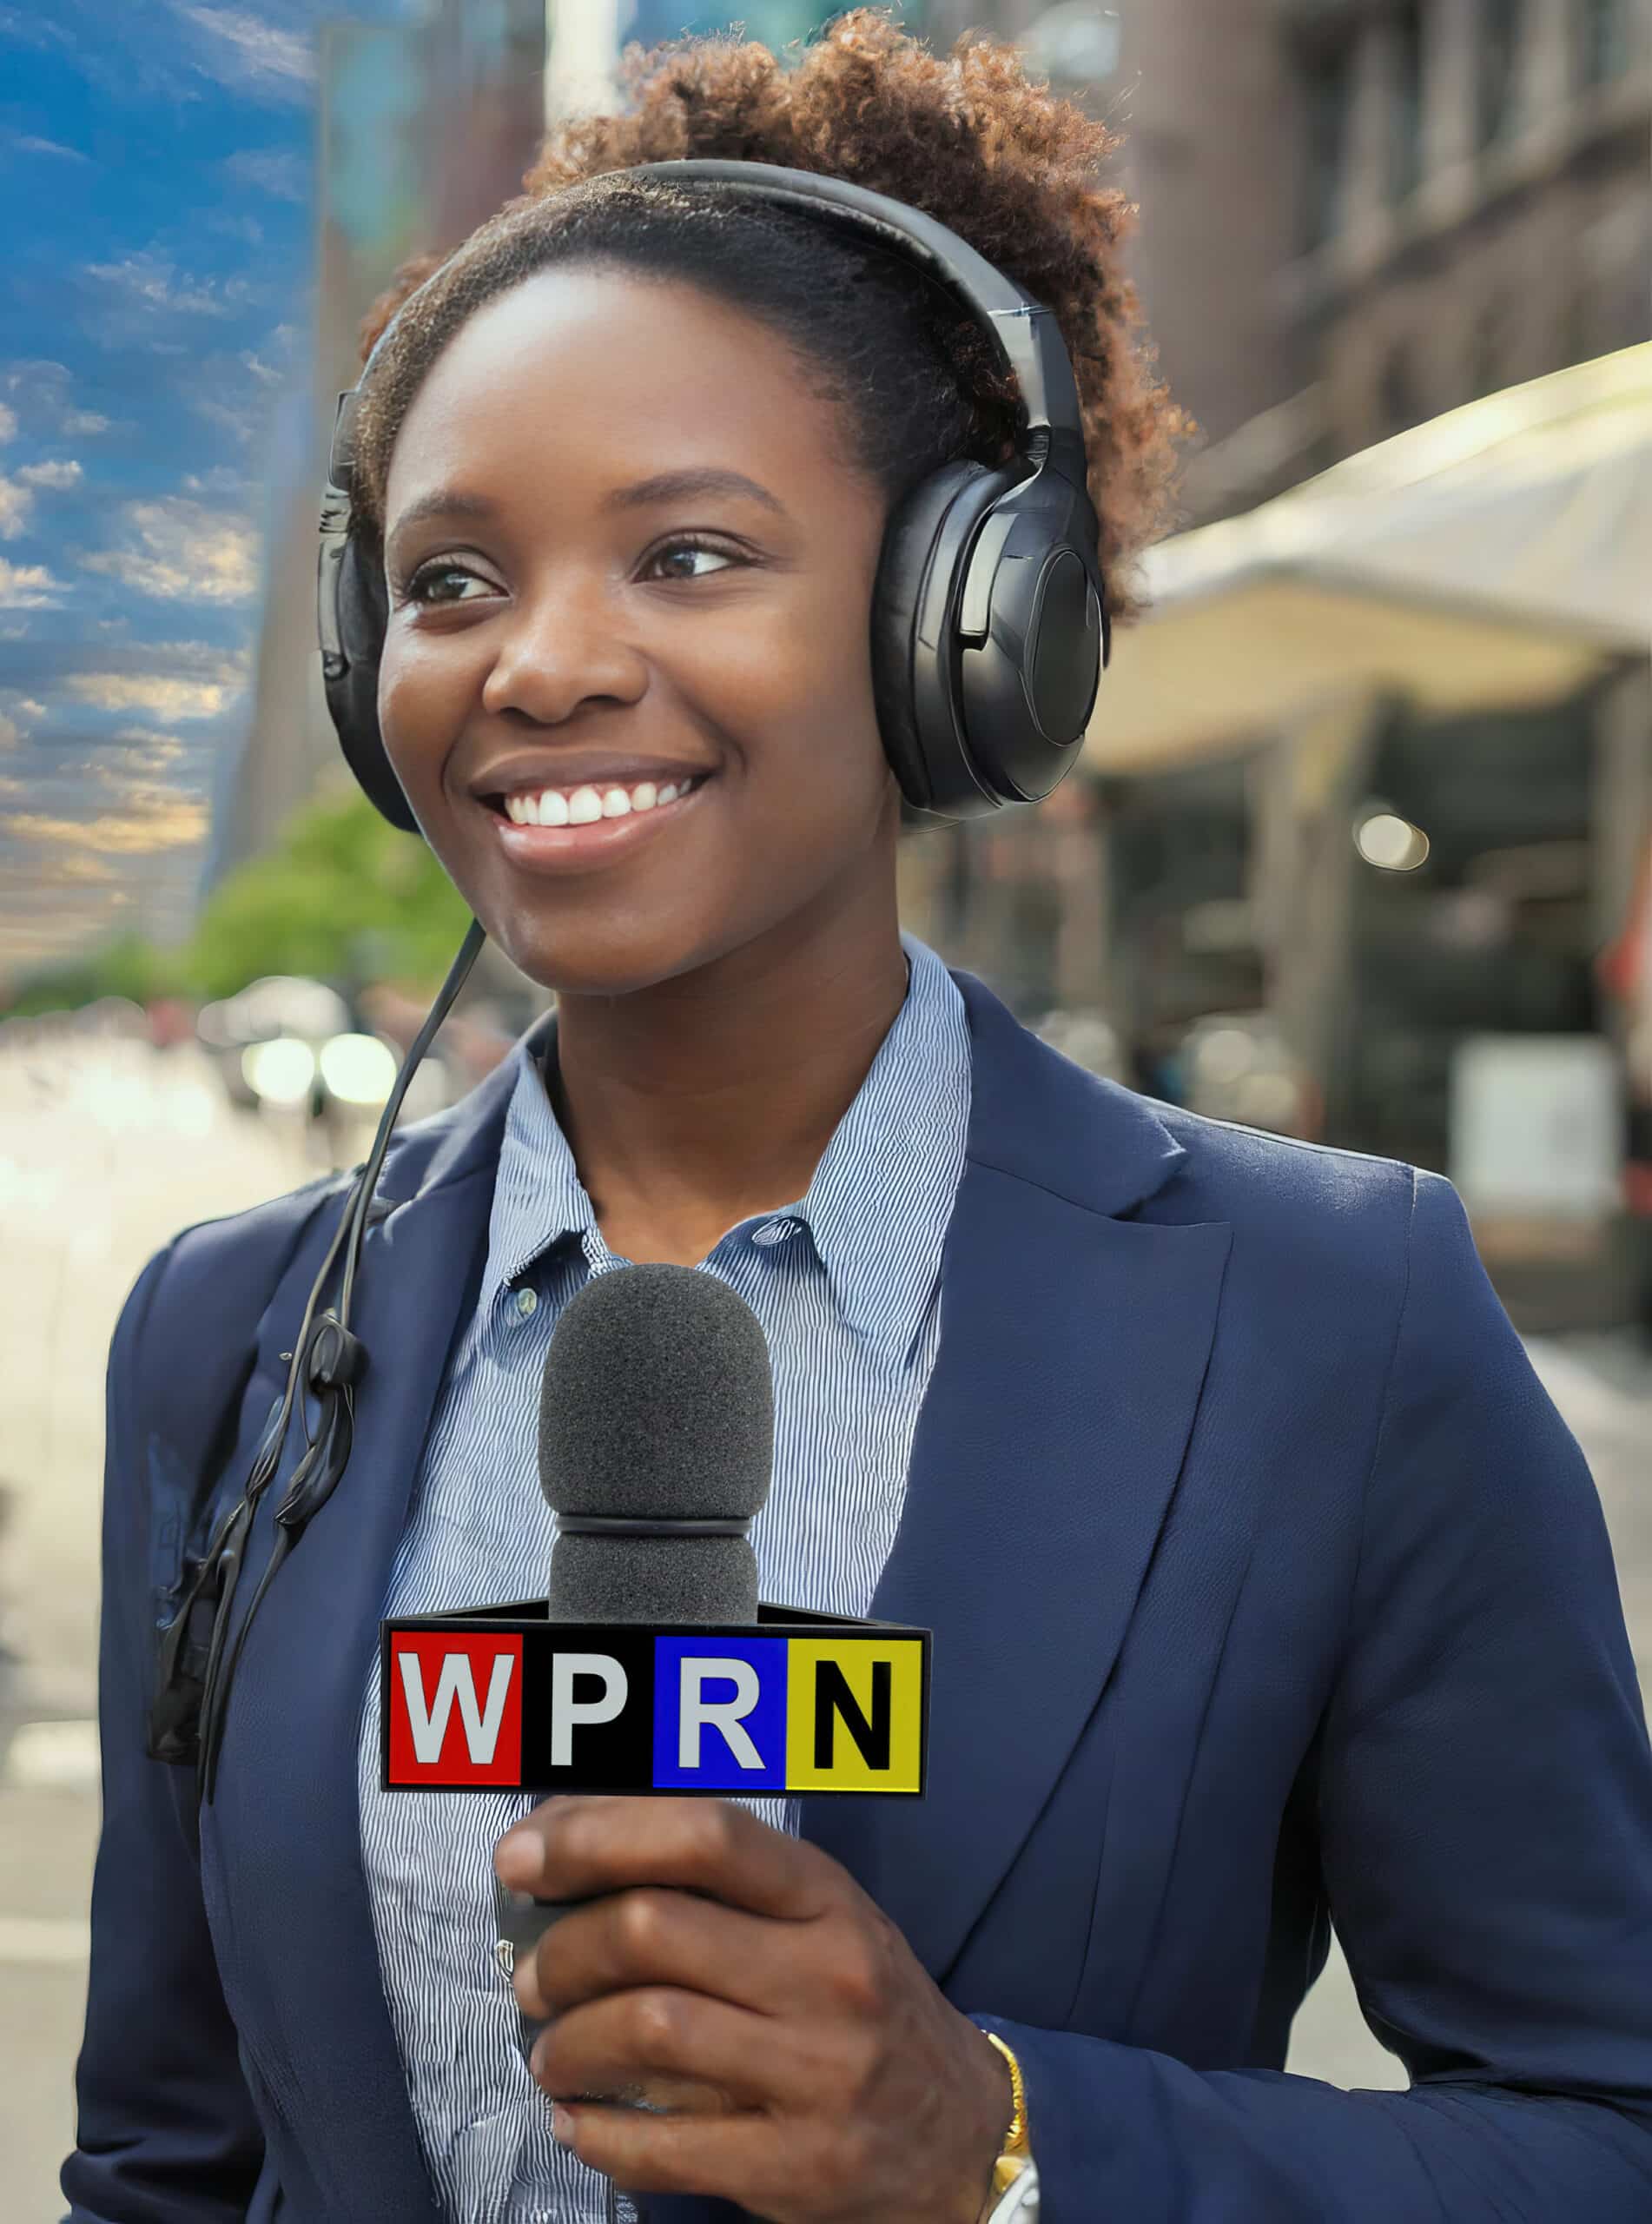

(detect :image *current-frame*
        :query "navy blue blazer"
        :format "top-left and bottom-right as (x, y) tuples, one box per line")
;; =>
(66, 968), (1652, 2222)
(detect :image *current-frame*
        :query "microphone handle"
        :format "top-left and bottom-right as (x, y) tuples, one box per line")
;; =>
(496, 1885), (671, 2132)
(496, 1885), (576, 1975)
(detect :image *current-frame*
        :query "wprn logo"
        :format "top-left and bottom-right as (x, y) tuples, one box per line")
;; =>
(384, 1624), (926, 1795)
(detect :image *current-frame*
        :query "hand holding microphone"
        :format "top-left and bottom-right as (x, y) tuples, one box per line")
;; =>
(494, 1793), (1012, 2224)
(481, 1265), (1013, 2224)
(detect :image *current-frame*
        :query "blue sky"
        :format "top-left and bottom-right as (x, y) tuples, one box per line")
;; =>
(0, 0), (410, 988)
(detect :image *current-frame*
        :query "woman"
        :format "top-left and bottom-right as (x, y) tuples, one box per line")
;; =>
(65, 17), (1652, 2224)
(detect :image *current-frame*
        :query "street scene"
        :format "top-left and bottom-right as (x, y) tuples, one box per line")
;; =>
(3, 0), (1650, 2214)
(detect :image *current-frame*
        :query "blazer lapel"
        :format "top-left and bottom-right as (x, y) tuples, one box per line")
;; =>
(803, 973), (1232, 1981)
(208, 1037), (543, 2221)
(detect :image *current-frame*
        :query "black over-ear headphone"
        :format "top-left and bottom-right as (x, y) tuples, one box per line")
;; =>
(157, 165), (1113, 1804)
(317, 158), (1110, 830)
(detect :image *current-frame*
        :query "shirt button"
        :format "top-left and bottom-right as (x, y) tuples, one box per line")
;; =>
(513, 1286), (539, 1319)
(753, 1221), (796, 1248)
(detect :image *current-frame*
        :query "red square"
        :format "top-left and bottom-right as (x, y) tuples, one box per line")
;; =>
(387, 1632), (523, 1786)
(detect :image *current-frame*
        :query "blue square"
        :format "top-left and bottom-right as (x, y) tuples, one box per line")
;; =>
(652, 1636), (788, 1791)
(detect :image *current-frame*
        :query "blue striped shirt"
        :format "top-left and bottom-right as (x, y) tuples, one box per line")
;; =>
(356, 930), (971, 2224)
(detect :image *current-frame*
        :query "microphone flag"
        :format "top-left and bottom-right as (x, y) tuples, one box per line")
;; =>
(380, 1602), (929, 1797)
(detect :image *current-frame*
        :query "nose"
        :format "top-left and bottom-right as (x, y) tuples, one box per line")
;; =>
(480, 571), (648, 725)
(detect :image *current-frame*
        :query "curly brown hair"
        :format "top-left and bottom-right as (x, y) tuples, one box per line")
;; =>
(351, 9), (1189, 624)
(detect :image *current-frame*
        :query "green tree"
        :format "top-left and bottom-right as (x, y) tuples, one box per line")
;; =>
(182, 787), (472, 1001)
(5, 789), (472, 1015)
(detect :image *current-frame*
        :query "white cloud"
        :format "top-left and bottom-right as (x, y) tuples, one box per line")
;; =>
(175, 6), (314, 97)
(0, 477), (31, 539)
(64, 672), (241, 720)
(105, 729), (188, 779)
(208, 211), (265, 248)
(0, 694), (44, 745)
(2, 794), (210, 856)
(80, 497), (258, 606)
(145, 639), (248, 678)
(83, 251), (228, 318)
(0, 558), (63, 609)
(2, 365), (109, 439)
(14, 136), (89, 162)
(195, 393), (261, 446)
(17, 459), (83, 489)
(182, 465), (247, 496)
(222, 148), (307, 201)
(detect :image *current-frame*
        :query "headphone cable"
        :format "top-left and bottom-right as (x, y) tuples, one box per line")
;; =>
(196, 914), (489, 1804)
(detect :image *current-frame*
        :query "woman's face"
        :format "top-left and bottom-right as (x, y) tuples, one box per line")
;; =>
(377, 267), (899, 997)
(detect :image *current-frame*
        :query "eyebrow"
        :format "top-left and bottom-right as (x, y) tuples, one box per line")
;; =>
(605, 467), (787, 517)
(387, 467), (788, 546)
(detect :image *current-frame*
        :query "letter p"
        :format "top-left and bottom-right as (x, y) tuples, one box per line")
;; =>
(550, 1651), (629, 1767)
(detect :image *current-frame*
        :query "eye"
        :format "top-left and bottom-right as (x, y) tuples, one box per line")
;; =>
(641, 535), (746, 583)
(399, 559), (495, 607)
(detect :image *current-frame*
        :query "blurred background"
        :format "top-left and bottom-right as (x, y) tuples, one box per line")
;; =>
(1, 0), (1649, 2208)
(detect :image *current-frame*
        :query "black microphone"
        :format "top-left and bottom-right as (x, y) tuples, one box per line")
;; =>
(499, 1265), (775, 1970)
(539, 1263), (774, 1625)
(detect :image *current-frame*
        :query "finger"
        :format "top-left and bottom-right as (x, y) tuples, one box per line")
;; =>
(515, 1885), (803, 2022)
(495, 1797), (842, 1923)
(529, 1987), (782, 2119)
(551, 2102), (774, 2203)
(561, 2072), (733, 2118)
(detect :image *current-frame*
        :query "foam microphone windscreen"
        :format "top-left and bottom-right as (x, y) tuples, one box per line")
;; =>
(538, 1263), (775, 1625)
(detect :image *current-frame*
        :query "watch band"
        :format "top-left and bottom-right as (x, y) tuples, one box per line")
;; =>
(981, 2162), (1040, 2224)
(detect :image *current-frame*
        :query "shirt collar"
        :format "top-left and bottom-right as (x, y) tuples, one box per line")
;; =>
(785, 931), (968, 1360)
(478, 930), (971, 1365)
(477, 1033), (595, 1321)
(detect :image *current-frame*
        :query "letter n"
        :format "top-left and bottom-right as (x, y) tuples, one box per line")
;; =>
(814, 1658), (891, 1772)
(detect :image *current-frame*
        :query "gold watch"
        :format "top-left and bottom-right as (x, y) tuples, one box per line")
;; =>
(982, 2030), (1034, 2197)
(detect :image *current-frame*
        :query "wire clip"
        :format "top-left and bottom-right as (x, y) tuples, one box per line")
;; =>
(306, 1313), (367, 1393)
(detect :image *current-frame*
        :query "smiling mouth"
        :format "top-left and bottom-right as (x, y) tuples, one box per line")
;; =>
(479, 770), (716, 876)
(481, 773), (714, 826)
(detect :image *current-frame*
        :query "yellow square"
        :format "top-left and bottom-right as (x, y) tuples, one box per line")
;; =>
(785, 1636), (924, 1792)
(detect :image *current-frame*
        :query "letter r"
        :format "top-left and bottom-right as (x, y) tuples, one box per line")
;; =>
(677, 1656), (763, 1771)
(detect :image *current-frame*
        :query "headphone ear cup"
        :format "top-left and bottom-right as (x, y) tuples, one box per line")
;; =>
(871, 460), (1005, 815)
(326, 536), (421, 836)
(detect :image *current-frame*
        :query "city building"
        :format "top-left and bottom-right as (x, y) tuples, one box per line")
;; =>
(206, 0), (549, 897)
(1050, 0), (1651, 523)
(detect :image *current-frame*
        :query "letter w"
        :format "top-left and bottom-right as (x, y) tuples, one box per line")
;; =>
(398, 1650), (516, 1765)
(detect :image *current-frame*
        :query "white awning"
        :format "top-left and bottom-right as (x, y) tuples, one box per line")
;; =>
(1087, 343), (1652, 774)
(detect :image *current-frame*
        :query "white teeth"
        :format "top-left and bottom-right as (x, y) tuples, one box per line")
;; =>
(501, 775), (703, 826)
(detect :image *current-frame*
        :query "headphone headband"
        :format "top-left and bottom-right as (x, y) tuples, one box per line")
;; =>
(327, 160), (1088, 498)
(603, 162), (1089, 481)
